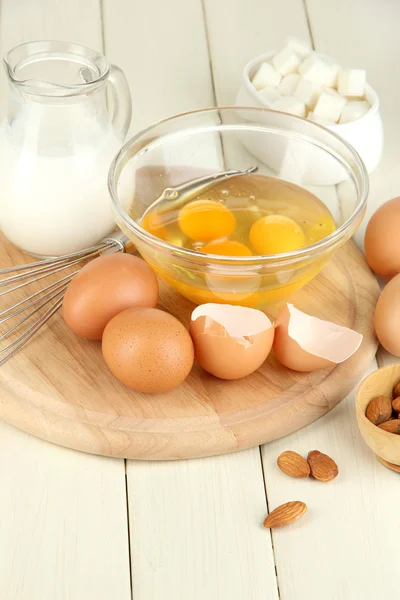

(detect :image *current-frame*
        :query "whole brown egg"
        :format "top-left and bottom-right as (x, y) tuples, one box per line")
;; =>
(374, 273), (400, 356)
(102, 307), (194, 393)
(63, 253), (158, 340)
(365, 197), (400, 280)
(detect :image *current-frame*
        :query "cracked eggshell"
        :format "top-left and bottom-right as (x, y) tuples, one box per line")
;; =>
(273, 304), (363, 372)
(189, 304), (274, 380)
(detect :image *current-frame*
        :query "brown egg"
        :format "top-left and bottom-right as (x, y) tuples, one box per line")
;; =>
(189, 304), (274, 380)
(374, 273), (400, 356)
(273, 304), (363, 372)
(102, 307), (194, 393)
(63, 253), (158, 340)
(365, 197), (400, 280)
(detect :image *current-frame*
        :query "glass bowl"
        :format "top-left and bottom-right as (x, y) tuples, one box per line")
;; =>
(108, 107), (368, 308)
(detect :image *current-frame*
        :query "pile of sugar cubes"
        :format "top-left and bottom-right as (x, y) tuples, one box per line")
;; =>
(251, 38), (370, 125)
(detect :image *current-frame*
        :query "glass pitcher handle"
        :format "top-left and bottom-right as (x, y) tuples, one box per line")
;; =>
(108, 65), (132, 140)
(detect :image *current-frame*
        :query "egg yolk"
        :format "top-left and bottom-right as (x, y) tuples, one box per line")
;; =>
(141, 211), (167, 240)
(201, 240), (252, 257)
(178, 200), (236, 241)
(249, 215), (305, 255)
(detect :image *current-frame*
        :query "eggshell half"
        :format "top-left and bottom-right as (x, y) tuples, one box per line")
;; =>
(189, 303), (274, 379)
(374, 273), (400, 356)
(273, 304), (363, 372)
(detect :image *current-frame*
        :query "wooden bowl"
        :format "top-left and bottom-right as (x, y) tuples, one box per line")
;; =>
(356, 363), (400, 468)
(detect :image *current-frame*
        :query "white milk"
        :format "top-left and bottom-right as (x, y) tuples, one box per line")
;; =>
(0, 103), (122, 257)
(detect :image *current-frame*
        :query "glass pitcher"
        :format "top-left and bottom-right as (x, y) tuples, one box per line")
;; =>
(0, 40), (132, 257)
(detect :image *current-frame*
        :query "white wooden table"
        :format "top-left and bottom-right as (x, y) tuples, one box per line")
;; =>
(0, 1), (399, 598)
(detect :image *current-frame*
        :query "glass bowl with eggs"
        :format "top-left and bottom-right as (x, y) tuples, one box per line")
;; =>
(108, 106), (368, 309)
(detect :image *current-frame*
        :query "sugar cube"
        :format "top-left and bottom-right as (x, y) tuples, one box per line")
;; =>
(313, 89), (347, 122)
(258, 86), (281, 105)
(272, 46), (302, 76)
(324, 62), (340, 88)
(339, 100), (370, 123)
(252, 62), (282, 90)
(272, 95), (306, 118)
(294, 78), (321, 110)
(278, 73), (301, 96)
(337, 68), (366, 97)
(298, 54), (333, 87)
(286, 37), (312, 59)
(307, 111), (335, 127)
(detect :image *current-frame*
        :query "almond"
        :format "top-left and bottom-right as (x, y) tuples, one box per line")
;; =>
(393, 381), (400, 397)
(392, 397), (400, 413)
(263, 501), (307, 529)
(365, 395), (393, 425)
(277, 451), (310, 478)
(378, 419), (400, 434)
(307, 450), (338, 482)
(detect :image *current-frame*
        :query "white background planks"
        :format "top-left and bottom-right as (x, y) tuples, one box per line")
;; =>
(0, 2), (131, 599)
(102, 0), (215, 133)
(0, 422), (130, 600)
(127, 451), (278, 600)
(103, 1), (279, 598)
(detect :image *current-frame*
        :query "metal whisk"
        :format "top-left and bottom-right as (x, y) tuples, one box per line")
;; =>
(0, 166), (257, 365)
(0, 231), (131, 365)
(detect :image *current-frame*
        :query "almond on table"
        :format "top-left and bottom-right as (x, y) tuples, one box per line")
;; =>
(277, 451), (310, 478)
(263, 501), (307, 529)
(307, 450), (339, 482)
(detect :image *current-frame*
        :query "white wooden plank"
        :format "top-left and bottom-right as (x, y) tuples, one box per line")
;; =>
(104, 3), (279, 598)
(0, 2), (131, 598)
(102, 0), (215, 133)
(0, 422), (131, 600)
(261, 361), (400, 600)
(127, 449), (278, 600)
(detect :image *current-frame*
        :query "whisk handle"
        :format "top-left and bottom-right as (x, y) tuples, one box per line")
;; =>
(101, 230), (136, 254)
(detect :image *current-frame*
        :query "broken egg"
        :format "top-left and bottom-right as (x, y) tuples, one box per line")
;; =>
(189, 303), (274, 379)
(273, 303), (363, 372)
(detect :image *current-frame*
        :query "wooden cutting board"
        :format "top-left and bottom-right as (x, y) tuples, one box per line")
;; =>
(0, 238), (379, 460)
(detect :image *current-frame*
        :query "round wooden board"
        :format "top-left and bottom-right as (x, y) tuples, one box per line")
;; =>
(0, 237), (379, 460)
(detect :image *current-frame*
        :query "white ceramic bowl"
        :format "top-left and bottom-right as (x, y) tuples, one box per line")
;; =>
(237, 51), (384, 178)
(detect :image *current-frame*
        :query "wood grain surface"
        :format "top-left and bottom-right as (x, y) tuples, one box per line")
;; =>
(0, 235), (379, 460)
